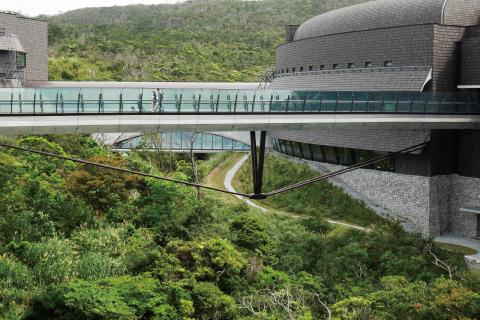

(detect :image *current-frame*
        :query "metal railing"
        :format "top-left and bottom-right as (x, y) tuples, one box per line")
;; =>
(0, 88), (478, 115)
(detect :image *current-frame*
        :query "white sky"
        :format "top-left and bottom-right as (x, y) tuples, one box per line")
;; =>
(2, 0), (180, 17)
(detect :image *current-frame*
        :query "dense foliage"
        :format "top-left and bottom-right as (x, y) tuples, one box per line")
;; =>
(0, 134), (478, 319)
(42, 0), (370, 82)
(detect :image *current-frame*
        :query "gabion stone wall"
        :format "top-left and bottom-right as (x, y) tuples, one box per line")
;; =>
(318, 163), (480, 237)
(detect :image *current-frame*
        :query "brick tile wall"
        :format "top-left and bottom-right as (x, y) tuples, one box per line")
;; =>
(276, 24), (435, 75)
(0, 13), (48, 83)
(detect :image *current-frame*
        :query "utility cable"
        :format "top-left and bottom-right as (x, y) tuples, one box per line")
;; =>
(0, 142), (252, 198)
(265, 129), (479, 196)
(0, 129), (478, 199)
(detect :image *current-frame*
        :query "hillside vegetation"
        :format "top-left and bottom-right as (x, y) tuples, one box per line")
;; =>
(0, 138), (478, 319)
(43, 0), (369, 82)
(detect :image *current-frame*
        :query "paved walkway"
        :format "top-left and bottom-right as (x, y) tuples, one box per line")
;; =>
(434, 234), (480, 265)
(224, 154), (268, 212)
(224, 153), (369, 231)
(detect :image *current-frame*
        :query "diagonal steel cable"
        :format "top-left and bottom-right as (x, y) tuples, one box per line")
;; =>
(0, 142), (252, 198)
(1, 129), (478, 199)
(264, 129), (480, 196)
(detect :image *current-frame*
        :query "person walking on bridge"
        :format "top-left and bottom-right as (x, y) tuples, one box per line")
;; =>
(152, 90), (157, 112)
(154, 88), (164, 112)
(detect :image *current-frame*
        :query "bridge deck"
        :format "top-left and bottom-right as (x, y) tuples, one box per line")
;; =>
(0, 88), (479, 133)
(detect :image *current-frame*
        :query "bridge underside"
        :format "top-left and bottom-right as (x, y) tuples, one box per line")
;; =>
(1, 113), (479, 135)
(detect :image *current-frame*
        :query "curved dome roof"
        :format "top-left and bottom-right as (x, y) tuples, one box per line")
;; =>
(294, 0), (450, 41)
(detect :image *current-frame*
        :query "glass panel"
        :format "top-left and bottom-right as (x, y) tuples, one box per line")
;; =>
(78, 88), (101, 113)
(383, 92), (397, 112)
(338, 92), (353, 112)
(171, 132), (183, 149)
(193, 133), (202, 148)
(217, 90), (235, 112)
(101, 89), (121, 113)
(323, 92), (337, 111)
(311, 144), (324, 162)
(323, 146), (337, 164)
(353, 91), (368, 112)
(374, 151), (394, 171)
(355, 149), (371, 165)
(0, 88), (12, 114)
(233, 139), (245, 150)
(338, 147), (353, 165)
(223, 137), (232, 149)
(286, 141), (295, 156)
(410, 92), (424, 113)
(202, 133), (213, 149)
(161, 133), (171, 149)
(11, 88), (35, 114)
(120, 88), (143, 113)
(213, 135), (223, 149)
(300, 143), (312, 159)
(368, 92), (383, 111)
(198, 90), (216, 113)
(180, 89), (200, 112)
(36, 88), (58, 114)
(291, 141), (302, 157)
(279, 139), (286, 154)
(395, 92), (411, 112)
(307, 91), (322, 112)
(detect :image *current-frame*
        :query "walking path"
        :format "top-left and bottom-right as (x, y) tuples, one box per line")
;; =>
(224, 154), (268, 212)
(224, 153), (370, 231)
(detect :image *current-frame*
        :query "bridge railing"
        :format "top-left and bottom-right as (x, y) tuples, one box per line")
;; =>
(0, 88), (478, 115)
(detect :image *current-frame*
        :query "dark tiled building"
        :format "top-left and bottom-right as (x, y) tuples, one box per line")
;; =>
(268, 0), (480, 237)
(0, 12), (48, 87)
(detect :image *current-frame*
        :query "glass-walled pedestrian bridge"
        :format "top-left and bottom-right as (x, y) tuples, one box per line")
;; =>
(114, 132), (251, 152)
(0, 87), (479, 134)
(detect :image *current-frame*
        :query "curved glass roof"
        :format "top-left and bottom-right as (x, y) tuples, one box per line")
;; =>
(294, 0), (447, 41)
(114, 132), (251, 152)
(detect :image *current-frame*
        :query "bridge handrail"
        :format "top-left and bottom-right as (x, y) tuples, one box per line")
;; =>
(0, 88), (478, 115)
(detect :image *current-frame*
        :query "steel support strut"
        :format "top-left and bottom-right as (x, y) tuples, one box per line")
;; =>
(249, 131), (267, 199)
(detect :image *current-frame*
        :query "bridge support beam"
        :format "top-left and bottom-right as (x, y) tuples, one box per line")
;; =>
(249, 131), (267, 199)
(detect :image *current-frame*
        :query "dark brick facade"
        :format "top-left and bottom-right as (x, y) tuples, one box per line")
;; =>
(462, 38), (480, 85)
(0, 13), (48, 83)
(276, 24), (435, 75)
(432, 25), (465, 92)
(285, 25), (299, 43)
(443, 0), (480, 26)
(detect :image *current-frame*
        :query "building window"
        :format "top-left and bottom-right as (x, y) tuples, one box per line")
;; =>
(384, 61), (392, 67)
(320, 65), (326, 70)
(300, 67), (303, 72)
(348, 63), (354, 68)
(286, 68), (289, 73)
(292, 67), (295, 72)
(333, 64), (339, 69)
(282, 69), (284, 74)
(309, 66), (313, 71)
(365, 62), (372, 67)
(18, 53), (26, 68)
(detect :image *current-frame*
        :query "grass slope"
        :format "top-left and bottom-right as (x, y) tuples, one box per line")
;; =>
(233, 152), (388, 227)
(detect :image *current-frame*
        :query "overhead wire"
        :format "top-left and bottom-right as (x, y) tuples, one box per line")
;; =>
(0, 129), (478, 199)
(0, 142), (252, 198)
